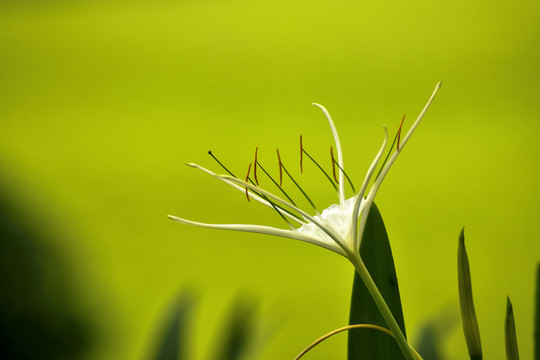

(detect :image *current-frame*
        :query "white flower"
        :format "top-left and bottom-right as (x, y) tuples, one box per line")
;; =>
(169, 82), (442, 261)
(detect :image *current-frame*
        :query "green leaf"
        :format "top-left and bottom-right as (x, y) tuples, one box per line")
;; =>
(505, 296), (520, 360)
(457, 228), (482, 360)
(153, 293), (194, 360)
(534, 264), (539, 360)
(348, 203), (407, 360)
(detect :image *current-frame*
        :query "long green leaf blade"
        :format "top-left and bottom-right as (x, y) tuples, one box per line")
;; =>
(505, 296), (520, 360)
(457, 228), (482, 360)
(534, 264), (539, 360)
(348, 203), (406, 360)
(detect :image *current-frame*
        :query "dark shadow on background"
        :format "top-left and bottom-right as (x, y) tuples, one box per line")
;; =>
(150, 290), (196, 360)
(149, 291), (258, 360)
(415, 305), (457, 360)
(211, 296), (257, 360)
(0, 190), (93, 359)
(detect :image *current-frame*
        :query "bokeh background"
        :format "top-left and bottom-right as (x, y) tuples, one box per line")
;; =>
(1, 0), (539, 359)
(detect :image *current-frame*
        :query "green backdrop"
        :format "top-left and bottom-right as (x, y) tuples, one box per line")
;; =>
(1, 0), (539, 359)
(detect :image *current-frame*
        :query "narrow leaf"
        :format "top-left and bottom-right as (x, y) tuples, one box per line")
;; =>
(534, 264), (539, 360)
(153, 293), (194, 360)
(348, 203), (406, 360)
(457, 228), (482, 360)
(505, 297), (520, 360)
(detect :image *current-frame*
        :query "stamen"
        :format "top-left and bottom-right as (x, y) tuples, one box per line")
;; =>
(397, 114), (405, 151)
(333, 161), (356, 193)
(330, 146), (355, 192)
(330, 146), (339, 183)
(244, 158), (303, 224)
(272, 203), (297, 230)
(256, 161), (297, 206)
(301, 144), (337, 191)
(277, 149), (283, 187)
(247, 172), (298, 229)
(248, 175), (302, 226)
(208, 150), (237, 177)
(300, 135), (304, 173)
(245, 163), (252, 201)
(279, 157), (319, 214)
(243, 156), (302, 224)
(253, 147), (259, 185)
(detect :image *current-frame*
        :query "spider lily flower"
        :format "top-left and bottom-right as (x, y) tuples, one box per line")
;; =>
(170, 83), (441, 360)
(169, 82), (442, 262)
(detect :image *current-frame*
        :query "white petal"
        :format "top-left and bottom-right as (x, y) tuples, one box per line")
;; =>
(399, 81), (442, 149)
(167, 215), (347, 256)
(357, 82), (442, 249)
(186, 163), (304, 225)
(312, 103), (346, 205)
(352, 127), (388, 248)
(221, 175), (349, 252)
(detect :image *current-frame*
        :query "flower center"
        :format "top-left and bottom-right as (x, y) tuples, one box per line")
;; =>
(297, 196), (358, 247)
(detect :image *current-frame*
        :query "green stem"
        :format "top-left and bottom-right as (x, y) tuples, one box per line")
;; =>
(348, 252), (417, 360)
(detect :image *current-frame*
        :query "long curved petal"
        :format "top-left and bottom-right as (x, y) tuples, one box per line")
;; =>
(312, 103), (345, 205)
(352, 127), (388, 248)
(168, 215), (347, 256)
(357, 82), (442, 248)
(221, 175), (349, 253)
(186, 163), (305, 225)
(399, 81), (442, 149)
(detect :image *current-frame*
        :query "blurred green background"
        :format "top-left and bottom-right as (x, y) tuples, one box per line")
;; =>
(1, 0), (539, 359)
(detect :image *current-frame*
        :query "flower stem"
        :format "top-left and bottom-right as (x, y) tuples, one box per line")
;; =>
(347, 252), (417, 360)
